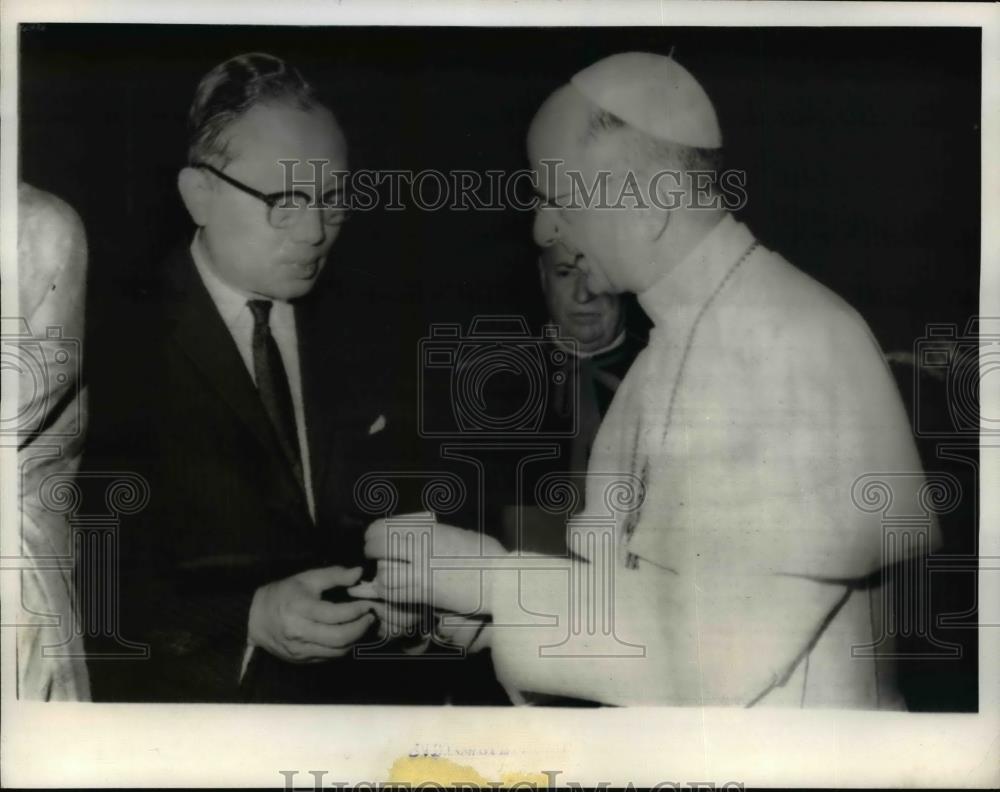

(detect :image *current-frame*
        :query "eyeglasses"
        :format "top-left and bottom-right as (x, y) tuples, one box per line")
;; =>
(193, 162), (350, 230)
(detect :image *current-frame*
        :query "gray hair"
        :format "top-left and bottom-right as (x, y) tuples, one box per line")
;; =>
(186, 52), (321, 166)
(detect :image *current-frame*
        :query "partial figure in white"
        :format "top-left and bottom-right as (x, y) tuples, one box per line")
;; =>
(15, 182), (91, 700)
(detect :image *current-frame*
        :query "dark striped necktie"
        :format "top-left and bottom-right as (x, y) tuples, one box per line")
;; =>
(247, 299), (303, 487)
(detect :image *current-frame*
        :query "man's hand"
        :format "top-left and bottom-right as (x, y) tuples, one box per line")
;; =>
(248, 565), (377, 663)
(351, 518), (507, 614)
(363, 517), (506, 562)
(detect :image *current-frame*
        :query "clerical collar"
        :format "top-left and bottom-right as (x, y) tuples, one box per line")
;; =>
(551, 329), (627, 360)
(637, 213), (757, 328)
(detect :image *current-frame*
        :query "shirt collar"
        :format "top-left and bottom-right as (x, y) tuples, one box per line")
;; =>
(190, 232), (294, 329)
(190, 232), (254, 328)
(637, 213), (756, 327)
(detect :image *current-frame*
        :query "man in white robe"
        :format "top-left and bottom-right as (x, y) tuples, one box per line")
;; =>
(359, 52), (936, 708)
(14, 183), (91, 700)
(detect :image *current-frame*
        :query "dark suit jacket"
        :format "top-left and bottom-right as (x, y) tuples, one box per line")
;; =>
(84, 245), (454, 703)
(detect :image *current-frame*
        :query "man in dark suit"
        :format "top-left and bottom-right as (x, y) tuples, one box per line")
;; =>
(84, 53), (443, 703)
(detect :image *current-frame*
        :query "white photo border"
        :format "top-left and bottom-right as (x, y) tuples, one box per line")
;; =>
(1, 1), (997, 788)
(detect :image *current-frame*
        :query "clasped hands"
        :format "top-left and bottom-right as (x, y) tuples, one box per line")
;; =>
(248, 515), (506, 663)
(349, 514), (507, 611)
(248, 565), (377, 664)
(349, 515), (507, 651)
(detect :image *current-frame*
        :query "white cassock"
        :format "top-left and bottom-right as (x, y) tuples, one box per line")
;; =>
(487, 214), (937, 708)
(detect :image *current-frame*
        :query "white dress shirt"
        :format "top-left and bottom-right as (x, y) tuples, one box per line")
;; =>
(190, 234), (316, 521)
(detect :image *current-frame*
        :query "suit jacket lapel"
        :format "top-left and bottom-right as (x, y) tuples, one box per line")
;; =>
(163, 247), (310, 518)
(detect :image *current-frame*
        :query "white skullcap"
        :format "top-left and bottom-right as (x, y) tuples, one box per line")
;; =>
(570, 51), (722, 149)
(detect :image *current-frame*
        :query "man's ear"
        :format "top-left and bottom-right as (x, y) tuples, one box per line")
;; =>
(641, 204), (672, 244)
(177, 166), (212, 226)
(642, 175), (680, 242)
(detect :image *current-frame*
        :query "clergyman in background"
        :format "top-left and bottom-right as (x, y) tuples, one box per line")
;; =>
(500, 240), (646, 555)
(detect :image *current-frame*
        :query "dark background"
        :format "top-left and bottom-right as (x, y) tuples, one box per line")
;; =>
(19, 24), (981, 711)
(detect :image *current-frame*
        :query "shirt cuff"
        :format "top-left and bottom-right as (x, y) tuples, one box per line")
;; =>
(239, 643), (255, 682)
